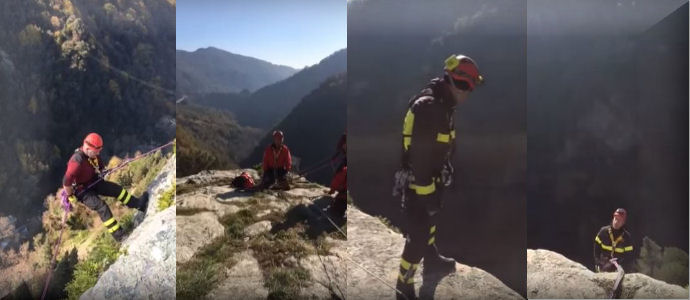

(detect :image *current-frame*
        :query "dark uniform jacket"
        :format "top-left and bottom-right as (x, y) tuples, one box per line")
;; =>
(594, 225), (634, 271)
(401, 78), (456, 194)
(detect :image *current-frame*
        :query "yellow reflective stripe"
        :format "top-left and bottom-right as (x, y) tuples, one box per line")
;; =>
(613, 248), (626, 253)
(430, 226), (436, 234)
(116, 189), (127, 201)
(450, 130), (456, 139)
(600, 244), (613, 251)
(107, 223), (120, 233)
(403, 110), (414, 135)
(400, 258), (412, 270)
(398, 274), (414, 284)
(122, 193), (132, 205)
(445, 55), (459, 71)
(428, 236), (436, 245)
(436, 133), (450, 143)
(403, 137), (412, 151)
(103, 217), (116, 227)
(409, 181), (436, 195)
(400, 259), (420, 270)
(595, 236), (602, 244)
(402, 109), (414, 151)
(624, 246), (633, 252)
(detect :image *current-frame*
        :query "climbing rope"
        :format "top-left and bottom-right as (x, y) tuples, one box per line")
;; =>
(40, 140), (174, 300)
(39, 208), (68, 300)
(305, 195), (409, 300)
(297, 155), (339, 177)
(609, 259), (625, 299)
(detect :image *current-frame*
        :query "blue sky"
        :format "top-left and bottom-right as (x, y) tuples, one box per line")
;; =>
(177, 0), (346, 69)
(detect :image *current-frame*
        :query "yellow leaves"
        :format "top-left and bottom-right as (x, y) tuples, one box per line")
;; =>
(106, 156), (122, 170)
(18, 24), (42, 47)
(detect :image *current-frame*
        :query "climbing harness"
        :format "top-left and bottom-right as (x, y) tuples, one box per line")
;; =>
(40, 140), (174, 300)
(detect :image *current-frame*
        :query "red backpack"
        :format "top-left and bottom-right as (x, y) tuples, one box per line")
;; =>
(231, 172), (255, 189)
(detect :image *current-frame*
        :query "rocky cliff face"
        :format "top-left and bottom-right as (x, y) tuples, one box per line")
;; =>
(80, 156), (176, 299)
(527, 249), (689, 299)
(176, 169), (346, 299)
(347, 205), (522, 300)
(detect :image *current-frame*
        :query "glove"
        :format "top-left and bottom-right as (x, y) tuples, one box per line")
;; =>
(440, 160), (454, 187)
(60, 190), (74, 212)
(392, 169), (414, 198)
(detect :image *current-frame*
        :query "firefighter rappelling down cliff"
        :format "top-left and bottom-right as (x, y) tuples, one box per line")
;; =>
(392, 54), (484, 300)
(61, 133), (151, 242)
(230, 130), (347, 220)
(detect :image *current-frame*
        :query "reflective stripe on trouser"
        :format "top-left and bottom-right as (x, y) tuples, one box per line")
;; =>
(103, 217), (120, 233)
(80, 191), (121, 235)
(116, 188), (133, 205)
(400, 188), (441, 279)
(93, 180), (140, 209)
(428, 225), (436, 246)
(398, 257), (419, 284)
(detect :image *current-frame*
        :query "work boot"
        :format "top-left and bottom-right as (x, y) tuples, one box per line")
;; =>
(423, 244), (456, 276)
(112, 228), (126, 243)
(137, 192), (149, 213)
(395, 280), (417, 300)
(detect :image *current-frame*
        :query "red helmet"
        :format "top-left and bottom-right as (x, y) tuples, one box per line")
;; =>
(444, 54), (484, 91)
(613, 208), (627, 220)
(273, 130), (284, 138)
(83, 133), (103, 152)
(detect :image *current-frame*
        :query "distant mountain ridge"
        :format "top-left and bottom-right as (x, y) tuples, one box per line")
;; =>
(193, 48), (347, 130)
(176, 47), (297, 95)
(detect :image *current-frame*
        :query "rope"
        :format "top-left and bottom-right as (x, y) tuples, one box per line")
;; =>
(610, 260), (625, 299)
(306, 196), (409, 300)
(343, 254), (408, 300)
(297, 156), (337, 177)
(39, 209), (68, 300)
(39, 140), (174, 300)
(88, 55), (176, 96)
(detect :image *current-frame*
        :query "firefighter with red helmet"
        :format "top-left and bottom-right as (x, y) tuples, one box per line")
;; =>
(62, 133), (148, 242)
(260, 130), (292, 190)
(594, 208), (634, 272)
(394, 54), (483, 299)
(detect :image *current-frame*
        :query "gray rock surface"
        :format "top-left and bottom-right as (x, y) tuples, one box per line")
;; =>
(347, 205), (522, 300)
(527, 249), (689, 299)
(176, 169), (346, 299)
(244, 220), (272, 237)
(81, 206), (176, 300)
(176, 212), (225, 264)
(81, 156), (176, 299)
(206, 251), (268, 300)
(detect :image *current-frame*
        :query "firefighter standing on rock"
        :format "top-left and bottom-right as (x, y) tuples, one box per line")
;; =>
(393, 54), (484, 300)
